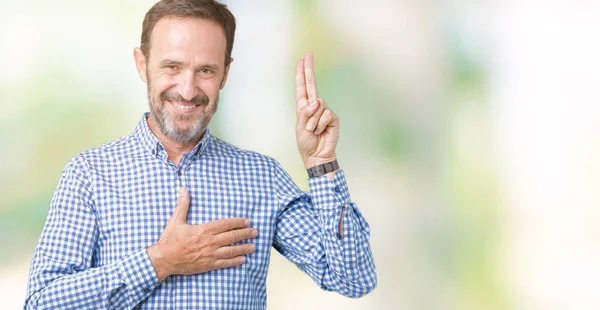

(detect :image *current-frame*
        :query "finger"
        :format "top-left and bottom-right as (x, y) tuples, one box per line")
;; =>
(171, 187), (190, 224)
(202, 217), (251, 234)
(295, 58), (307, 105)
(305, 98), (327, 132)
(215, 227), (258, 246)
(313, 108), (338, 135)
(304, 52), (318, 100)
(214, 243), (256, 259)
(212, 256), (246, 270)
(296, 98), (321, 131)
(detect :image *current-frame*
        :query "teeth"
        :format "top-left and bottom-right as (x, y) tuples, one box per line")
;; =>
(174, 103), (196, 110)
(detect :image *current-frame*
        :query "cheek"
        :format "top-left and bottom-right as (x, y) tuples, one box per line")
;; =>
(200, 79), (223, 98)
(150, 76), (175, 98)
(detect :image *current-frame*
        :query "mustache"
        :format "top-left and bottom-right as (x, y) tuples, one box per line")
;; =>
(160, 90), (209, 105)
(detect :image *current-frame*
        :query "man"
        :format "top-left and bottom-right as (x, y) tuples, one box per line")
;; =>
(25, 0), (376, 309)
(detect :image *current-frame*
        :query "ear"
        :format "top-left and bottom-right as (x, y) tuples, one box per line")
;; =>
(133, 48), (148, 83)
(219, 58), (234, 90)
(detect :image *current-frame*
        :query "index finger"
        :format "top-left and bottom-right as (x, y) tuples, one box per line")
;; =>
(304, 52), (318, 99)
(202, 217), (251, 234)
(295, 58), (307, 104)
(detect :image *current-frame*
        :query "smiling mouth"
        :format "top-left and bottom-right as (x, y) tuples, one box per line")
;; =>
(172, 102), (198, 110)
(166, 100), (203, 113)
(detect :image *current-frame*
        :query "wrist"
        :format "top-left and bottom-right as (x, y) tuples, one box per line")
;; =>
(306, 159), (339, 178)
(147, 243), (171, 282)
(303, 155), (337, 170)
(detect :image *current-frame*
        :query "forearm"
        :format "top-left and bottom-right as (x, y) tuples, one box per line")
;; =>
(26, 249), (157, 309)
(274, 166), (377, 298)
(275, 202), (376, 298)
(312, 200), (377, 297)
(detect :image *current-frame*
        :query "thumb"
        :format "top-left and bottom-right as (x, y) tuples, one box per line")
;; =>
(171, 187), (190, 224)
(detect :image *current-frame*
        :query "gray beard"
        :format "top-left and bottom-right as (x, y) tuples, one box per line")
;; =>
(155, 107), (207, 143)
(148, 92), (218, 144)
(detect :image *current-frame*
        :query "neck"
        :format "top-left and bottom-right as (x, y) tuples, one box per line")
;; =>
(147, 115), (203, 166)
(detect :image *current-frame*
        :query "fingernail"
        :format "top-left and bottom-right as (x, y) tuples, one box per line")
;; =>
(244, 219), (250, 226)
(252, 229), (258, 237)
(178, 187), (184, 197)
(309, 98), (317, 107)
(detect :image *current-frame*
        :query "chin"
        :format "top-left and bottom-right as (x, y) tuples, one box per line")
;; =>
(167, 118), (207, 142)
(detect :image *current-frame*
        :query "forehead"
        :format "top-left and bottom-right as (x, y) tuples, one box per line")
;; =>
(149, 17), (227, 64)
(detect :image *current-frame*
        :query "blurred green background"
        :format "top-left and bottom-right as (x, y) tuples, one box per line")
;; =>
(2, 1), (600, 309)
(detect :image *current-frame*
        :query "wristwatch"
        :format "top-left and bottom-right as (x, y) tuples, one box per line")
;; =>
(307, 160), (339, 178)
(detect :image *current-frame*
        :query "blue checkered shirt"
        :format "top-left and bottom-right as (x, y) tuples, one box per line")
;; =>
(25, 113), (376, 309)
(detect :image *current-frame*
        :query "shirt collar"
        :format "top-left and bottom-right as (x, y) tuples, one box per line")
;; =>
(133, 112), (212, 160)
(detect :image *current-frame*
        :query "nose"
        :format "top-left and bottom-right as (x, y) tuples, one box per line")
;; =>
(178, 70), (198, 101)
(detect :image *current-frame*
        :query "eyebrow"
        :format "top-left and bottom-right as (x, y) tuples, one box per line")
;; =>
(159, 59), (220, 71)
(159, 59), (184, 67)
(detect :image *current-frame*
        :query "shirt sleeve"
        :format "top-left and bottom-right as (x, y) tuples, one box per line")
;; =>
(271, 161), (377, 298)
(24, 156), (158, 309)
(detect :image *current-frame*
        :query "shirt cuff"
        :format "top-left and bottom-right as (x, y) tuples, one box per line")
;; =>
(116, 248), (158, 304)
(308, 169), (351, 210)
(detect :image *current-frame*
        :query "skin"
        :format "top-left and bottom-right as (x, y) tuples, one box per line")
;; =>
(134, 17), (229, 166)
(133, 16), (341, 282)
(294, 53), (340, 170)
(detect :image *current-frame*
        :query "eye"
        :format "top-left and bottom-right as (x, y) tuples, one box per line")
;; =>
(163, 65), (179, 72)
(199, 68), (214, 74)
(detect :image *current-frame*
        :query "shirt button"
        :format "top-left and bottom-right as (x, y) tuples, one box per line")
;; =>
(333, 186), (341, 193)
(177, 170), (182, 176)
(335, 233), (342, 239)
(144, 288), (150, 294)
(151, 150), (155, 155)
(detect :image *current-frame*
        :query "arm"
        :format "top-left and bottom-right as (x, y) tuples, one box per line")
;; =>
(272, 163), (377, 298)
(281, 52), (376, 297)
(24, 157), (157, 309)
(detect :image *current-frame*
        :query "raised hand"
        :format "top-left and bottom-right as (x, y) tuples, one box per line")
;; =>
(295, 52), (340, 169)
(147, 187), (258, 281)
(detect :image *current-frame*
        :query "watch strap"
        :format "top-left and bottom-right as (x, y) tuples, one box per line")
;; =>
(306, 160), (339, 178)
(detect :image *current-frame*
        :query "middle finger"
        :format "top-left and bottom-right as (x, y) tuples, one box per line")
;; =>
(304, 52), (318, 100)
(215, 227), (258, 246)
(215, 243), (256, 259)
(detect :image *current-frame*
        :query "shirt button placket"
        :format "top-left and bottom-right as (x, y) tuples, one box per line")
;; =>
(175, 165), (186, 190)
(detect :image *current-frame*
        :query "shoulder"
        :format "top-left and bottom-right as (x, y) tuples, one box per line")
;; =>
(68, 134), (139, 170)
(207, 136), (278, 168)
